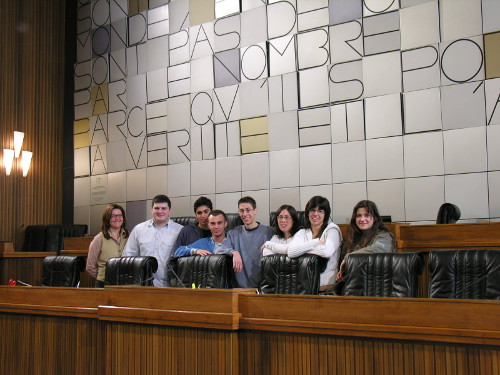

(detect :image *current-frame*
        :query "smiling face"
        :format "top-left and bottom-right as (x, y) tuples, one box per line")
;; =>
(238, 202), (258, 228)
(355, 207), (374, 231)
(195, 205), (211, 229)
(308, 206), (326, 228)
(277, 209), (293, 237)
(109, 208), (124, 230)
(208, 213), (227, 240)
(151, 202), (171, 226)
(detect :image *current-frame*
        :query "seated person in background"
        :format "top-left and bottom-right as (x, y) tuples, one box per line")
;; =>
(288, 196), (342, 292)
(336, 200), (396, 282)
(122, 195), (183, 287)
(227, 196), (274, 288)
(261, 204), (300, 256)
(174, 210), (242, 272)
(172, 196), (213, 250)
(86, 203), (129, 288)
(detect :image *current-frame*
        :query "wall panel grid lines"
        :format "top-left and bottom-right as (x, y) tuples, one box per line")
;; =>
(72, 0), (500, 231)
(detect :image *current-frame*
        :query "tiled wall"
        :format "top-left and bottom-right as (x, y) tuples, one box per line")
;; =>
(74, 0), (500, 234)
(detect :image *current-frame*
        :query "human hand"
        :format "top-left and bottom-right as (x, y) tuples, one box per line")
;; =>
(335, 260), (346, 281)
(232, 251), (243, 273)
(196, 249), (211, 256)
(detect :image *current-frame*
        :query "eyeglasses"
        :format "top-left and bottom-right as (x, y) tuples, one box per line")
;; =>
(110, 214), (123, 219)
(239, 208), (254, 214)
(277, 215), (292, 221)
(308, 209), (325, 215)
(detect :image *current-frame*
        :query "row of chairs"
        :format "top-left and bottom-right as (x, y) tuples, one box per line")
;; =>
(41, 249), (500, 300)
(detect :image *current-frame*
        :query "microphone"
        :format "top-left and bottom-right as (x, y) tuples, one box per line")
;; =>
(166, 261), (186, 288)
(8, 279), (32, 287)
(337, 258), (369, 285)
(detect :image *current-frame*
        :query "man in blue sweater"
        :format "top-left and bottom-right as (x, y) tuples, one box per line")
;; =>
(174, 210), (243, 272)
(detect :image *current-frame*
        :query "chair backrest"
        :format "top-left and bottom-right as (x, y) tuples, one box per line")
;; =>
(436, 203), (461, 224)
(226, 213), (243, 230)
(342, 252), (424, 298)
(41, 256), (85, 287)
(61, 224), (88, 237)
(428, 249), (500, 300)
(173, 255), (234, 289)
(105, 256), (158, 286)
(171, 217), (198, 227)
(259, 254), (327, 295)
(23, 224), (66, 253)
(22, 225), (49, 252)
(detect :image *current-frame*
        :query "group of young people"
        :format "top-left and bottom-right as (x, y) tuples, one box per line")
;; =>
(86, 194), (396, 291)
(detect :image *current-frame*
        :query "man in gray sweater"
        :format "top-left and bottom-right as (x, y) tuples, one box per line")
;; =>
(227, 196), (274, 288)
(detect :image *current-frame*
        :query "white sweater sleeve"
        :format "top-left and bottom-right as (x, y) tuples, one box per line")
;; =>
(288, 226), (341, 259)
(262, 236), (290, 256)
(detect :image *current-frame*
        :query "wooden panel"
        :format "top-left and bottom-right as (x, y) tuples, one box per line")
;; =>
(64, 237), (93, 250)
(0, 0), (66, 247)
(106, 323), (238, 375)
(238, 331), (500, 375)
(0, 287), (499, 375)
(238, 294), (500, 346)
(0, 314), (104, 375)
(398, 222), (500, 252)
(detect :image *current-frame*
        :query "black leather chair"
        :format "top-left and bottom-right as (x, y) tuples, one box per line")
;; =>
(61, 224), (88, 237)
(428, 249), (500, 300)
(22, 225), (50, 252)
(172, 254), (235, 289)
(105, 256), (158, 286)
(259, 254), (327, 295)
(171, 217), (198, 227)
(342, 252), (424, 298)
(226, 213), (243, 230)
(436, 203), (461, 224)
(41, 256), (85, 287)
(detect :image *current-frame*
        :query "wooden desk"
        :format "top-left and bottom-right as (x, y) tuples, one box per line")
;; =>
(0, 287), (498, 375)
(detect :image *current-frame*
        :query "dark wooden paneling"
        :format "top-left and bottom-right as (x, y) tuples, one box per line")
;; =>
(0, 0), (66, 247)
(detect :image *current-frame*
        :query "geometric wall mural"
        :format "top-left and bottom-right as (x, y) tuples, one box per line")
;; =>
(74, 0), (500, 233)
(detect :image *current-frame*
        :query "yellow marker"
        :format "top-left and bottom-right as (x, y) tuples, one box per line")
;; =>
(192, 283), (196, 289)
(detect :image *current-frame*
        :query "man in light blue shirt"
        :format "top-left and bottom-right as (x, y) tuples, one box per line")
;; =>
(174, 210), (242, 273)
(122, 195), (183, 287)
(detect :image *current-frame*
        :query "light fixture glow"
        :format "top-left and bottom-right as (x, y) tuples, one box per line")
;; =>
(3, 149), (15, 176)
(13, 131), (24, 158)
(21, 151), (32, 177)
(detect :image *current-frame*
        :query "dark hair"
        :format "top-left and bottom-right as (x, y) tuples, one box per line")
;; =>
(152, 194), (171, 208)
(194, 196), (213, 212)
(238, 196), (256, 209)
(209, 209), (227, 222)
(101, 203), (129, 239)
(346, 200), (395, 253)
(304, 196), (331, 238)
(274, 205), (300, 239)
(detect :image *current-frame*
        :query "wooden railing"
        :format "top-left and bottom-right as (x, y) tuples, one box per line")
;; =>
(0, 286), (499, 375)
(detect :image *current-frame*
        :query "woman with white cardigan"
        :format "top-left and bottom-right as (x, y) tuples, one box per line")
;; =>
(288, 196), (342, 292)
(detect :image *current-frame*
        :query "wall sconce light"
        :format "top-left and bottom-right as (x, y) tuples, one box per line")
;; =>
(13, 131), (24, 158)
(3, 131), (32, 177)
(21, 151), (32, 177)
(3, 149), (14, 176)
